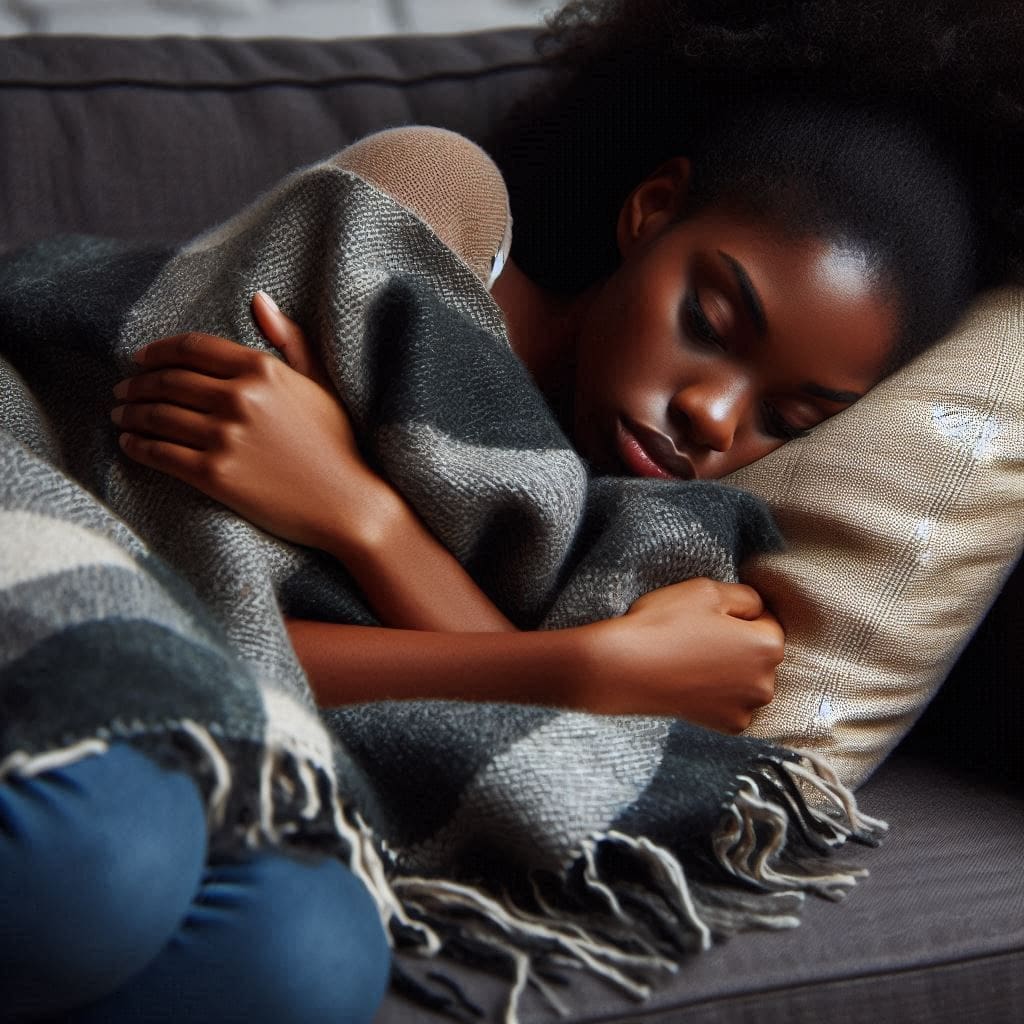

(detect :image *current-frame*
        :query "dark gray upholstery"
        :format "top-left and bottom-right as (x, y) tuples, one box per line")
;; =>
(0, 31), (540, 250)
(380, 754), (1024, 1023)
(1, 27), (1021, 1023)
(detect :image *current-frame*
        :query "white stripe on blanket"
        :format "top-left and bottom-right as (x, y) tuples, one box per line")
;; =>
(0, 509), (140, 587)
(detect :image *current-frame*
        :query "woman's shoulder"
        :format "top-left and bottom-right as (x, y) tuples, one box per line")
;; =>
(331, 126), (511, 287)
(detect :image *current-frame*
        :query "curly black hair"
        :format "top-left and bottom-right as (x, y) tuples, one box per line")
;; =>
(489, 0), (1024, 365)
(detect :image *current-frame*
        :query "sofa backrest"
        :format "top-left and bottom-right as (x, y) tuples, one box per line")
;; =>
(0, 30), (544, 251)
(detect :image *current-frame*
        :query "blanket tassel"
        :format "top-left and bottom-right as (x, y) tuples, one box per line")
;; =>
(388, 750), (886, 1024)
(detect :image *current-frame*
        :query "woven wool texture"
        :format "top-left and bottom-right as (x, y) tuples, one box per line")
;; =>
(731, 287), (1024, 787)
(0, 134), (888, 1017)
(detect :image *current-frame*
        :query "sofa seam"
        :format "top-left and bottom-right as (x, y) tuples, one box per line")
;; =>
(0, 59), (542, 93)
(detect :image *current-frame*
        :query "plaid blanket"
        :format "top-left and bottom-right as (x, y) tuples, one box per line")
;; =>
(0, 162), (885, 1020)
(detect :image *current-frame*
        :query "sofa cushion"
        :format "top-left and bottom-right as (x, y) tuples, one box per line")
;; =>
(378, 752), (1024, 1023)
(0, 30), (543, 251)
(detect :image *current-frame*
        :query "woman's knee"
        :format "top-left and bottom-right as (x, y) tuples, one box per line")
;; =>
(0, 742), (208, 1018)
(72, 850), (392, 1024)
(192, 851), (393, 1024)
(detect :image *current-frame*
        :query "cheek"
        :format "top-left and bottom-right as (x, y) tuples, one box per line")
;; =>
(582, 281), (677, 385)
(706, 430), (785, 479)
(743, 432), (787, 472)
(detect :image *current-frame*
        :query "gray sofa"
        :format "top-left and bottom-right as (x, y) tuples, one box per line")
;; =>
(1, 28), (1020, 1024)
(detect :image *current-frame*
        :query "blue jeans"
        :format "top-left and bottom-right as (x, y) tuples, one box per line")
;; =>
(0, 743), (391, 1023)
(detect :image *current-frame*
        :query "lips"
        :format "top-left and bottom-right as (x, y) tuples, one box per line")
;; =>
(616, 418), (696, 480)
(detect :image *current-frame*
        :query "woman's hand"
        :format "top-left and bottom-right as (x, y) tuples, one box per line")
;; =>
(249, 291), (334, 390)
(112, 294), (387, 552)
(578, 578), (784, 732)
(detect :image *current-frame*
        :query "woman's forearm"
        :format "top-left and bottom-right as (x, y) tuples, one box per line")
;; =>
(288, 618), (584, 707)
(316, 480), (518, 634)
(288, 577), (783, 730)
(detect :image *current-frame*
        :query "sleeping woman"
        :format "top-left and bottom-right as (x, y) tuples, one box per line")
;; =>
(111, 82), (1000, 734)
(6, 2), (1023, 1023)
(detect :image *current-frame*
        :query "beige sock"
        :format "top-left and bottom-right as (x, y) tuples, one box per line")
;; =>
(331, 126), (512, 287)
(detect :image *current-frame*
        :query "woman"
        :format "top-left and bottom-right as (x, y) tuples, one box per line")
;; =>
(110, 92), (985, 730)
(6, 2), (1022, 1021)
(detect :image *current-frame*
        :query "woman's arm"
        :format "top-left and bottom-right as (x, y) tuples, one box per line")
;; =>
(112, 298), (515, 634)
(289, 577), (781, 733)
(317, 482), (518, 633)
(111, 299), (782, 729)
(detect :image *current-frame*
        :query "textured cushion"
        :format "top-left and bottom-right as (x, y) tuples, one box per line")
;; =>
(729, 288), (1024, 787)
(332, 126), (512, 286)
(377, 752), (1024, 1023)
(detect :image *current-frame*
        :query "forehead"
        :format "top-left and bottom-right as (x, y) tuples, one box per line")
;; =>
(672, 212), (898, 384)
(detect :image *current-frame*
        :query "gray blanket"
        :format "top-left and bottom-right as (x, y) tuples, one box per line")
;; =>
(0, 162), (885, 1019)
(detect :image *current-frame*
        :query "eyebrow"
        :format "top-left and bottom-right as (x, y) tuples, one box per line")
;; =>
(717, 250), (767, 336)
(802, 382), (865, 404)
(715, 250), (864, 406)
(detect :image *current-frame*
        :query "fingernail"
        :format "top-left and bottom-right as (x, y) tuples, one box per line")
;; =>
(110, 405), (124, 425)
(255, 290), (280, 314)
(113, 380), (129, 398)
(131, 348), (146, 364)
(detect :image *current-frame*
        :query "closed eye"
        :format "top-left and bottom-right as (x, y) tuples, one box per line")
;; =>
(683, 291), (723, 349)
(760, 402), (812, 441)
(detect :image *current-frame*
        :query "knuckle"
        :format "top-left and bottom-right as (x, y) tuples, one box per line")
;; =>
(180, 331), (206, 354)
(754, 674), (776, 706)
(755, 627), (785, 661)
(238, 381), (265, 412)
(211, 420), (239, 450)
(251, 351), (279, 383)
(224, 385), (253, 418)
(728, 708), (753, 734)
(196, 453), (227, 487)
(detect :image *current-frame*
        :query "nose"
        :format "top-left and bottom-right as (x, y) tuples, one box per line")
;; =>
(668, 376), (749, 453)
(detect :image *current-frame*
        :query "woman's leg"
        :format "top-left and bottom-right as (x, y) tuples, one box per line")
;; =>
(1, 740), (391, 1024)
(0, 743), (209, 1022)
(72, 849), (392, 1024)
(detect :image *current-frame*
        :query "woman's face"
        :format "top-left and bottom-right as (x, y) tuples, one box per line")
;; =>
(570, 165), (899, 480)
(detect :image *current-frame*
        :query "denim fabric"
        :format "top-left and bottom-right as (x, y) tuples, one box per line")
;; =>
(0, 743), (390, 1023)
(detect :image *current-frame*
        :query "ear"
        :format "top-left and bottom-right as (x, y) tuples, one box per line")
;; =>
(616, 157), (691, 258)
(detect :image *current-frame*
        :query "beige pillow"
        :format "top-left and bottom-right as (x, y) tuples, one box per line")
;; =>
(728, 286), (1024, 788)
